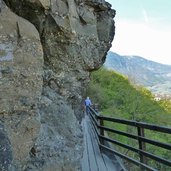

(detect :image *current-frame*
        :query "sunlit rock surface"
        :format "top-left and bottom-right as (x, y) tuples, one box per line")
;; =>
(0, 0), (115, 170)
(0, 1), (43, 170)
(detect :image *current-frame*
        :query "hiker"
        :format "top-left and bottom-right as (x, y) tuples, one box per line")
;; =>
(84, 97), (92, 114)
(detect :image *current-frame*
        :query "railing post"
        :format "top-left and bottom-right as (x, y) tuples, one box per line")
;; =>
(92, 103), (99, 112)
(99, 118), (104, 145)
(137, 126), (147, 170)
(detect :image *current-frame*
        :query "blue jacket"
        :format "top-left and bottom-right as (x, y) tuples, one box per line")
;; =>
(85, 99), (92, 106)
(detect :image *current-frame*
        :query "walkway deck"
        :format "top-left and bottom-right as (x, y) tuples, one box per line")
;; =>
(81, 115), (121, 171)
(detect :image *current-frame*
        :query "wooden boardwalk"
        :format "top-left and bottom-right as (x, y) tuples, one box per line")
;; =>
(81, 115), (120, 171)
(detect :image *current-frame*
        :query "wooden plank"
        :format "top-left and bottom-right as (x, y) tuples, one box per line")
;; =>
(85, 118), (98, 171)
(81, 118), (90, 171)
(88, 121), (108, 171)
(102, 153), (117, 171)
(81, 115), (119, 171)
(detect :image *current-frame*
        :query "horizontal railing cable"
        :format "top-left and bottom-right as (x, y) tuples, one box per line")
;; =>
(98, 125), (171, 150)
(88, 106), (171, 170)
(100, 144), (158, 171)
(99, 134), (171, 167)
(98, 115), (171, 134)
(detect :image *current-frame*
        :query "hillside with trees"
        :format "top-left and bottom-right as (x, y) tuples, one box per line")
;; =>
(87, 68), (171, 126)
(87, 68), (171, 170)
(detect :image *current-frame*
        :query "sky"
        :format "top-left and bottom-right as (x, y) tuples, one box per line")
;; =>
(107, 0), (171, 65)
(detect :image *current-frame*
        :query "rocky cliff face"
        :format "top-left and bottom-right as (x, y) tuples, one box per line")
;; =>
(0, 0), (115, 170)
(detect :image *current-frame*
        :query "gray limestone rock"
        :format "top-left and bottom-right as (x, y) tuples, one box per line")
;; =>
(0, 0), (43, 170)
(0, 123), (12, 171)
(0, 1), (43, 114)
(1, 0), (115, 170)
(29, 87), (83, 171)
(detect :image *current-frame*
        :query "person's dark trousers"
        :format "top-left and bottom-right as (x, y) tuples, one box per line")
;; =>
(86, 106), (90, 115)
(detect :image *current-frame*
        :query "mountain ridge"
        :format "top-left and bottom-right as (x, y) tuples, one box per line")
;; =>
(104, 51), (171, 96)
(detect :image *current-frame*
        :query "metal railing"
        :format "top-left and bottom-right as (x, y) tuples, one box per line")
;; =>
(88, 107), (171, 171)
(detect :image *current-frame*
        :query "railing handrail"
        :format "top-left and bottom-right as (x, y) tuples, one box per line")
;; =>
(98, 115), (171, 134)
(88, 106), (171, 171)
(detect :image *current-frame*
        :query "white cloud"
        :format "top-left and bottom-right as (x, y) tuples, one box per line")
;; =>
(110, 20), (171, 65)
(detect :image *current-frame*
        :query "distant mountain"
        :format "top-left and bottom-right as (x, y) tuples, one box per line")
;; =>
(104, 51), (171, 95)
